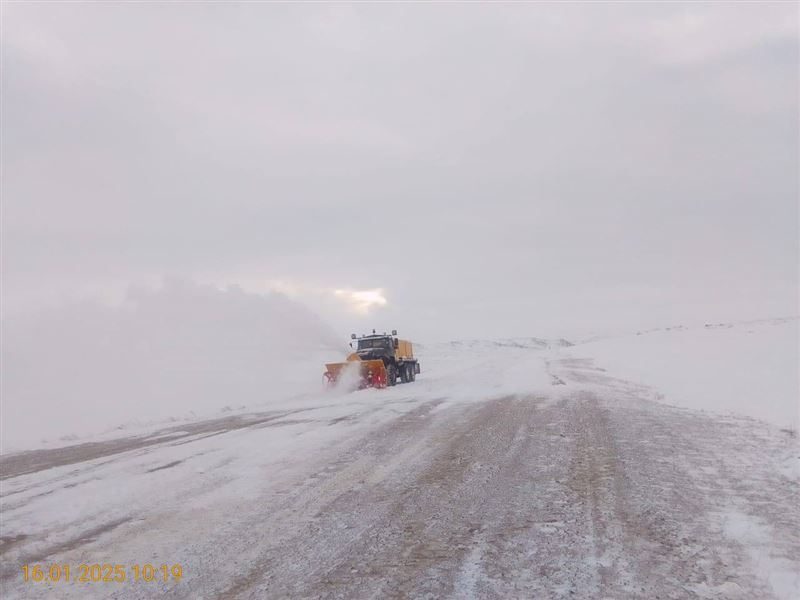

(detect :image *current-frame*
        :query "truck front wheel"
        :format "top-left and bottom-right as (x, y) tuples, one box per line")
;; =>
(386, 364), (398, 386)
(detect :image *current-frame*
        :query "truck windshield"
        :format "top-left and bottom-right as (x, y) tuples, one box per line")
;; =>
(358, 338), (390, 350)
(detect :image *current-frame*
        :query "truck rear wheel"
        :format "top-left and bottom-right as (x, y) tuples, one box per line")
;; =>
(408, 364), (416, 382)
(400, 364), (410, 383)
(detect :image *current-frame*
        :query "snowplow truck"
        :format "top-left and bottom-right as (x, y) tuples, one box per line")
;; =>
(324, 330), (421, 389)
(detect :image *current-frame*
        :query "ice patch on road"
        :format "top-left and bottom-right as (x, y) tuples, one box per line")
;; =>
(453, 534), (486, 598)
(718, 508), (800, 600)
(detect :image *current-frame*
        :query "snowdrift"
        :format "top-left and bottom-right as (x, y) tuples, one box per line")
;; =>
(2, 279), (344, 450)
(565, 317), (799, 430)
(402, 338), (561, 404)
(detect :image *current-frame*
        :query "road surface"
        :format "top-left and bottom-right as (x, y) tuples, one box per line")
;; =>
(1, 357), (798, 599)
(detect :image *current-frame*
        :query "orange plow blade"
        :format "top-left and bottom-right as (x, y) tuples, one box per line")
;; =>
(324, 359), (387, 389)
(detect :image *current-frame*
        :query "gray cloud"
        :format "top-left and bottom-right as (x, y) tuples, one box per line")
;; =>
(3, 2), (797, 340)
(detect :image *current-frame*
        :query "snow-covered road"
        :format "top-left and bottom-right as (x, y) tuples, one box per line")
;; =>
(1, 349), (797, 599)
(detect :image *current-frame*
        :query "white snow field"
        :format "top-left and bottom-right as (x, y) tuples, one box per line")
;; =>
(565, 317), (799, 431)
(0, 318), (797, 598)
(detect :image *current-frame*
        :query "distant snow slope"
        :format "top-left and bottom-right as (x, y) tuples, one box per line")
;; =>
(1, 279), (345, 451)
(564, 317), (799, 430)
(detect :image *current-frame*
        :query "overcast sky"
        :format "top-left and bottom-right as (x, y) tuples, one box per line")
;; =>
(3, 2), (798, 341)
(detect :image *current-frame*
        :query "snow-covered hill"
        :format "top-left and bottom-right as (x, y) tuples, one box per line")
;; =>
(427, 337), (573, 351)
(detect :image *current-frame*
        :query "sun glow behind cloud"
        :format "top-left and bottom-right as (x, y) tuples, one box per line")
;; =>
(333, 288), (388, 313)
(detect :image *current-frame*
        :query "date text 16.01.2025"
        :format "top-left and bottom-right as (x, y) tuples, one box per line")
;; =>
(21, 564), (183, 584)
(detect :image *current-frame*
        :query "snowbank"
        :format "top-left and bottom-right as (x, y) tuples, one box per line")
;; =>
(405, 338), (559, 403)
(1, 279), (345, 451)
(565, 318), (799, 430)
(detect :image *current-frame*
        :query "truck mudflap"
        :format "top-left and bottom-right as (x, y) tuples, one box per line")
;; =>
(324, 359), (387, 389)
